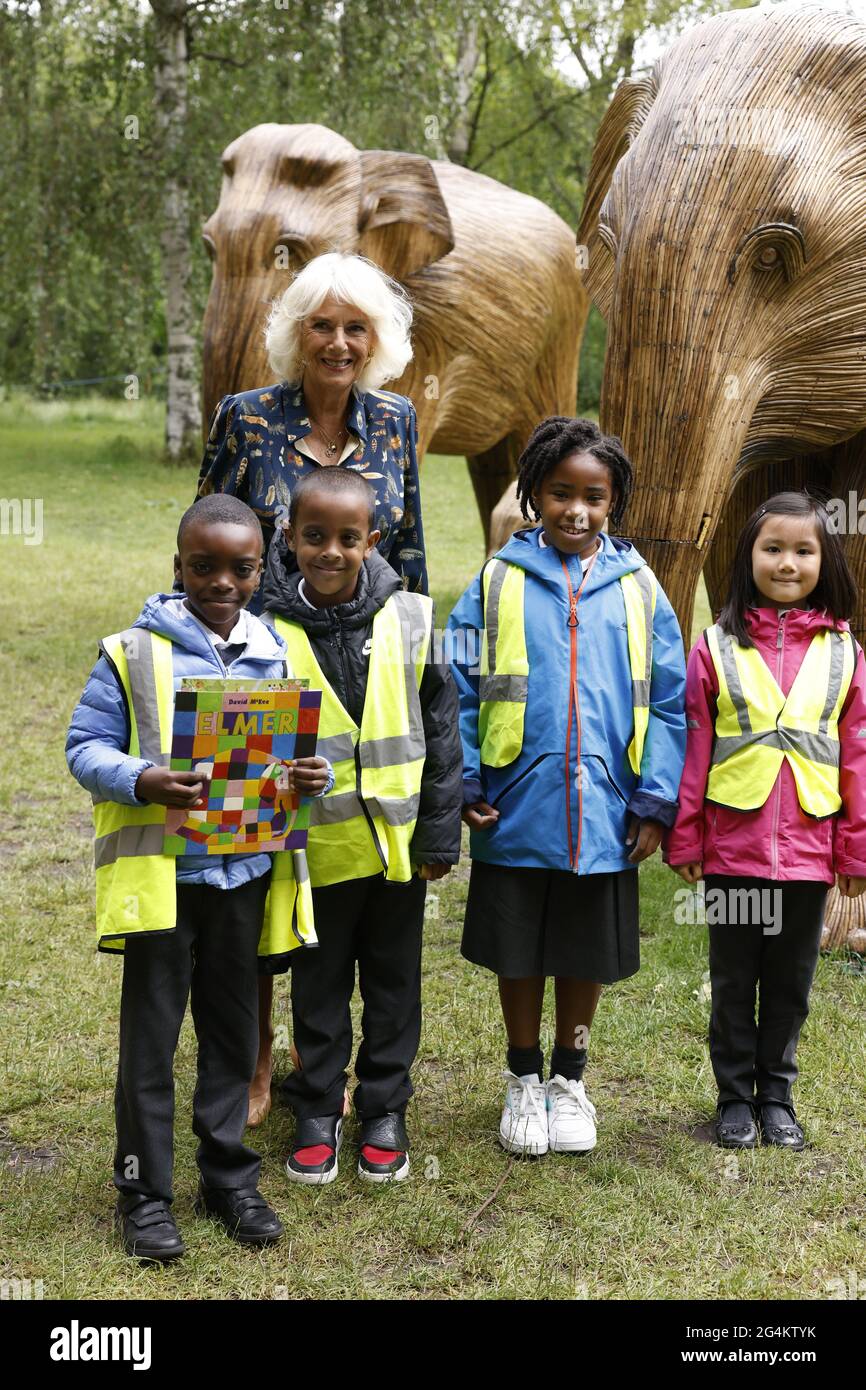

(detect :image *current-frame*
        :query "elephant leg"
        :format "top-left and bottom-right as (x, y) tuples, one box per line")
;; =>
(618, 530), (706, 648)
(488, 479), (527, 558)
(467, 433), (524, 551)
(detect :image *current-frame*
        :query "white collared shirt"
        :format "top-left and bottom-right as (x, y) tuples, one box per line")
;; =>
(183, 602), (249, 654)
(539, 530), (601, 571)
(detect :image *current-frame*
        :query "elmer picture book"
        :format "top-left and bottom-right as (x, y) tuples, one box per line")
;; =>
(163, 678), (322, 855)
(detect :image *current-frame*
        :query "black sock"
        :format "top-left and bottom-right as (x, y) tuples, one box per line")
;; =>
(550, 1043), (587, 1083)
(507, 1043), (544, 1079)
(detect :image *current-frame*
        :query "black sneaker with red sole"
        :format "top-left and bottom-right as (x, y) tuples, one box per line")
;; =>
(358, 1111), (410, 1183)
(285, 1113), (343, 1184)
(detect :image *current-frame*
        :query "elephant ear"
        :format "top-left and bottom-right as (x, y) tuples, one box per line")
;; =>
(358, 150), (455, 280)
(578, 72), (658, 319)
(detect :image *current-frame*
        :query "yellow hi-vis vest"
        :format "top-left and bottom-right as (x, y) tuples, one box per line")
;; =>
(273, 590), (433, 887)
(93, 629), (315, 956)
(478, 559), (657, 772)
(704, 623), (855, 817)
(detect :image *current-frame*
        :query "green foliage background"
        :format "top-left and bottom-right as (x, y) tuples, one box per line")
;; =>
(0, 0), (748, 407)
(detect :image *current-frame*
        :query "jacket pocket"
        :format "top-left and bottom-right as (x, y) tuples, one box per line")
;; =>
(584, 753), (629, 805)
(488, 753), (555, 810)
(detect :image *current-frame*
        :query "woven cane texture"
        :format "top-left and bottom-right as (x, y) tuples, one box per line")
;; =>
(579, 3), (866, 642)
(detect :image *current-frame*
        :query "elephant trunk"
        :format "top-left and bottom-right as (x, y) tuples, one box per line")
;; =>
(202, 270), (284, 432)
(601, 339), (766, 641)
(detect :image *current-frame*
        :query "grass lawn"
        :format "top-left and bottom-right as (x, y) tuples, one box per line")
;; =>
(1, 394), (864, 1300)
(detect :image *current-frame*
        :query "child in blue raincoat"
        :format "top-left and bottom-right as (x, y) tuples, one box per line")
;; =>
(447, 417), (686, 1158)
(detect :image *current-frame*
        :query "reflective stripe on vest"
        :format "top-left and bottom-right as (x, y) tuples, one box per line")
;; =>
(93, 629), (315, 955)
(478, 560), (656, 774)
(94, 629), (177, 947)
(274, 590), (432, 886)
(620, 567), (656, 774)
(704, 624), (855, 816)
(478, 561), (529, 766)
(260, 843), (317, 955)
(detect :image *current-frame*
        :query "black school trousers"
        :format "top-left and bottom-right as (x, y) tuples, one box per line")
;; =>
(113, 874), (268, 1202)
(704, 875), (826, 1107)
(280, 872), (426, 1120)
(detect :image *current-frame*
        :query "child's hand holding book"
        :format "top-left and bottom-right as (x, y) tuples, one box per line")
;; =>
(287, 756), (330, 797)
(136, 766), (206, 807)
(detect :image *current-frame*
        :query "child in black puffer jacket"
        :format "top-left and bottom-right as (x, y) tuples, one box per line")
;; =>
(255, 466), (462, 1184)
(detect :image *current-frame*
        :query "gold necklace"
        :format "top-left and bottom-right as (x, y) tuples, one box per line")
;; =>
(309, 417), (347, 459)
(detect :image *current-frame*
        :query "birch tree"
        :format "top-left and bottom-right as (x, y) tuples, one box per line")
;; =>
(150, 0), (199, 462)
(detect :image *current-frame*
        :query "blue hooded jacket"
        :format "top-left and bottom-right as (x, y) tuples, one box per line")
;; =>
(66, 594), (291, 889)
(447, 528), (687, 874)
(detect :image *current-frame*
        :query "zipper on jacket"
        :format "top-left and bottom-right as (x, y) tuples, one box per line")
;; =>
(770, 610), (787, 879)
(332, 620), (355, 724)
(559, 550), (599, 873)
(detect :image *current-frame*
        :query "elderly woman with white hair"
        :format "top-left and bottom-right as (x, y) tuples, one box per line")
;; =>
(197, 251), (428, 608)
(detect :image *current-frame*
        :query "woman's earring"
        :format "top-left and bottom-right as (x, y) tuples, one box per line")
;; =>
(366, 352), (374, 364)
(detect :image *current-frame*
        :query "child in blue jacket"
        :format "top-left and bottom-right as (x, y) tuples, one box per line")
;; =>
(66, 495), (330, 1261)
(447, 418), (686, 1157)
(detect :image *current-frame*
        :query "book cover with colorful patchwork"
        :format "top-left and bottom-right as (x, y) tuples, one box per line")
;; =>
(163, 679), (322, 855)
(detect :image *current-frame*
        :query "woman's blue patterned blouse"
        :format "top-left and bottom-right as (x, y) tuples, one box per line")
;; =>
(196, 380), (428, 610)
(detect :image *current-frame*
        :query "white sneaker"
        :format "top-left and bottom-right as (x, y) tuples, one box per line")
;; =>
(547, 1075), (597, 1152)
(499, 1071), (549, 1155)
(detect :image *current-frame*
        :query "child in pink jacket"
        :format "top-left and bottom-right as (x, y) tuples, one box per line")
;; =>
(665, 492), (866, 1151)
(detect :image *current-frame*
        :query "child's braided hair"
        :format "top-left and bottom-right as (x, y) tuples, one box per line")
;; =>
(515, 416), (634, 530)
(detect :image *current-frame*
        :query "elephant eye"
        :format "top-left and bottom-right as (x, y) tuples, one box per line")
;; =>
(727, 222), (806, 286)
(272, 234), (312, 270)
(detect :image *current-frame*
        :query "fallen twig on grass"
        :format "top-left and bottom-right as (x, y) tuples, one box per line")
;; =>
(458, 1158), (515, 1239)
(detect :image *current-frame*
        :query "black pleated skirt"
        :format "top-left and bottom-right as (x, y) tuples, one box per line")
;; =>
(461, 859), (640, 982)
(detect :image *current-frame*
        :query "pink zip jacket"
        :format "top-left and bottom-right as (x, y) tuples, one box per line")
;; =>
(664, 606), (866, 883)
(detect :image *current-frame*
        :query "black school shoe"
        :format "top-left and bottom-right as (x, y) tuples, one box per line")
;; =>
(195, 1183), (284, 1245)
(759, 1102), (806, 1150)
(285, 1113), (343, 1185)
(358, 1112), (410, 1183)
(714, 1101), (759, 1149)
(115, 1193), (185, 1263)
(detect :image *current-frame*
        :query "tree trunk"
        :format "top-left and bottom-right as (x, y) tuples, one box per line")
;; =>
(150, 0), (199, 463)
(447, 18), (480, 164)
